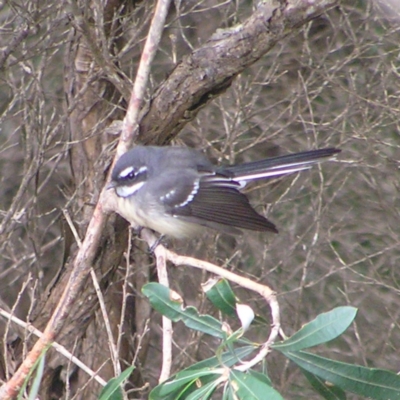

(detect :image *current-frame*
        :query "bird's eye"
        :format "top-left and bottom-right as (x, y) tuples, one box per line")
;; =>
(118, 166), (137, 181)
(126, 171), (135, 180)
(117, 165), (147, 183)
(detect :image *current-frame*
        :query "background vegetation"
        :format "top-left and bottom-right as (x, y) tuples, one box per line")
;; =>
(0, 0), (399, 398)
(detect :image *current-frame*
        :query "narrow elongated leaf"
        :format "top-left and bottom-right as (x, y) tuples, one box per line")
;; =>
(186, 345), (257, 371)
(301, 367), (346, 400)
(247, 370), (272, 387)
(19, 349), (49, 400)
(143, 283), (223, 338)
(185, 379), (222, 400)
(228, 370), (283, 400)
(285, 351), (400, 399)
(150, 347), (257, 399)
(223, 386), (236, 400)
(98, 366), (135, 400)
(272, 307), (357, 351)
(28, 354), (45, 400)
(149, 369), (222, 399)
(204, 278), (237, 316)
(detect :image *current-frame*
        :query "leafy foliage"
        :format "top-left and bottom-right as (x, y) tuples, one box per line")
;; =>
(144, 283), (400, 399)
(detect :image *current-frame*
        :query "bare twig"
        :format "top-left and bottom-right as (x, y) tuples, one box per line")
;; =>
(0, 308), (107, 386)
(118, 0), (173, 156)
(2, 276), (32, 380)
(65, 209), (121, 376)
(91, 269), (121, 376)
(140, 228), (281, 374)
(153, 243), (173, 383)
(169, 251), (281, 342)
(116, 230), (132, 358)
(68, 0), (132, 100)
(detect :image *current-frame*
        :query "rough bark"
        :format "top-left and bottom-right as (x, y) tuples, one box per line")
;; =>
(138, 0), (338, 145)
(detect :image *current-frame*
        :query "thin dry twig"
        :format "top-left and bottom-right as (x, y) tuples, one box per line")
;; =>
(91, 269), (121, 376)
(116, 230), (132, 359)
(0, 308), (107, 386)
(118, 0), (173, 156)
(65, 209), (121, 377)
(2, 276), (32, 380)
(152, 243), (173, 383)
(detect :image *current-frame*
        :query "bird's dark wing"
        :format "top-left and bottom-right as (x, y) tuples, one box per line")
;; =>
(160, 172), (278, 233)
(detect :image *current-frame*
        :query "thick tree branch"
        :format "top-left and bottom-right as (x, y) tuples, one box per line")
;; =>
(138, 0), (338, 145)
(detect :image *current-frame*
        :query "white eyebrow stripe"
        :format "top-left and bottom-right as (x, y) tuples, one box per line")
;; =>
(116, 181), (145, 198)
(118, 165), (147, 179)
(119, 166), (135, 179)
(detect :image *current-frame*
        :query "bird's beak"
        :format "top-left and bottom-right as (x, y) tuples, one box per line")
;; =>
(106, 181), (116, 191)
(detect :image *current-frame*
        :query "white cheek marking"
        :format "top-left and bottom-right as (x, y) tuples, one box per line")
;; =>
(116, 181), (145, 197)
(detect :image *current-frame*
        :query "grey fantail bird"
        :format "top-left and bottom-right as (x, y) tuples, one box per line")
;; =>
(108, 146), (340, 238)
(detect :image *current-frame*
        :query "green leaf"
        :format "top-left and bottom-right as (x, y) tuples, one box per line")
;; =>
(185, 379), (222, 400)
(98, 366), (135, 400)
(150, 346), (257, 399)
(19, 347), (50, 400)
(222, 386), (235, 400)
(272, 307), (357, 351)
(204, 278), (237, 316)
(143, 283), (224, 338)
(228, 370), (283, 400)
(28, 354), (45, 400)
(149, 369), (222, 399)
(246, 370), (272, 387)
(285, 351), (400, 399)
(186, 345), (257, 371)
(301, 367), (346, 400)
(204, 278), (268, 327)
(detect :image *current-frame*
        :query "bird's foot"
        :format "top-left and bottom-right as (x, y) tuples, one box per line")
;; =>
(149, 234), (166, 253)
